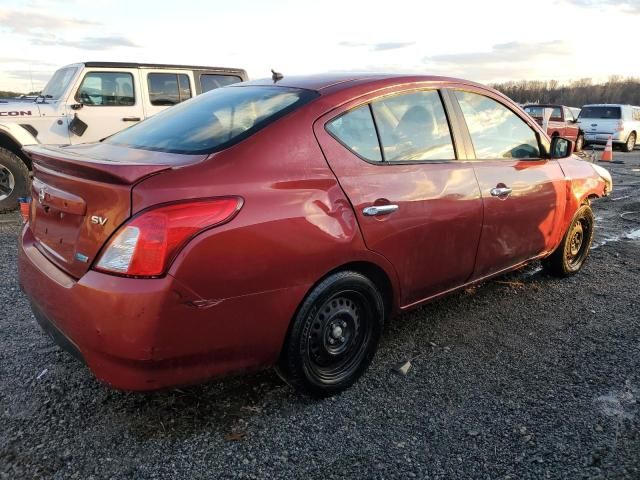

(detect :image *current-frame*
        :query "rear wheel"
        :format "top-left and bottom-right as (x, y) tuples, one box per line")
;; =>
(623, 132), (636, 152)
(0, 147), (29, 213)
(574, 133), (584, 152)
(542, 205), (594, 277)
(277, 271), (384, 397)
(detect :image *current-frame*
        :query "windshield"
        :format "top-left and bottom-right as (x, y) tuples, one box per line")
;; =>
(40, 66), (78, 100)
(107, 85), (318, 154)
(579, 106), (621, 120)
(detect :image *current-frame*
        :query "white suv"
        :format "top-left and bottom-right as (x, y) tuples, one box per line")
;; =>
(0, 62), (247, 212)
(578, 104), (640, 152)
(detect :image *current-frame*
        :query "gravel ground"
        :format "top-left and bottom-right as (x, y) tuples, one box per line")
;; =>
(1, 151), (639, 479)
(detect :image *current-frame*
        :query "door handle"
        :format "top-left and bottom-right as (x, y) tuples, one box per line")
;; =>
(122, 117), (141, 122)
(490, 187), (513, 197)
(362, 204), (399, 216)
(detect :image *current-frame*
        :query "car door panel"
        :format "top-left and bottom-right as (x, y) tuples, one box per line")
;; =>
(447, 88), (567, 278)
(472, 159), (566, 277)
(68, 69), (144, 144)
(314, 89), (483, 307)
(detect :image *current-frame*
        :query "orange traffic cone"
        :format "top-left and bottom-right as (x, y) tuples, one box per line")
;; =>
(600, 135), (613, 162)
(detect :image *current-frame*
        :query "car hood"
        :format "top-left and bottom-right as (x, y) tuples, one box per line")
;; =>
(0, 101), (41, 119)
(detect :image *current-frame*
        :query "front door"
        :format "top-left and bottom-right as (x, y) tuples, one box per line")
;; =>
(314, 88), (483, 307)
(448, 89), (567, 279)
(68, 69), (143, 144)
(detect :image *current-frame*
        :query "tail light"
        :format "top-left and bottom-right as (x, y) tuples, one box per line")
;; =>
(94, 197), (243, 277)
(615, 121), (624, 131)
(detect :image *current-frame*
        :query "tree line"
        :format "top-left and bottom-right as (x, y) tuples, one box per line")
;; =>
(492, 76), (640, 107)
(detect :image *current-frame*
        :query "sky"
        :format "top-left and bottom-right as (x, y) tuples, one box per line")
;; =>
(0, 0), (639, 92)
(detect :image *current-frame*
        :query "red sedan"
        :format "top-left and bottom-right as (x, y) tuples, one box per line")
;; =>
(18, 74), (612, 396)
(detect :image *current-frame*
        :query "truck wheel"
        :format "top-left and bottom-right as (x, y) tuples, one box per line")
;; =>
(0, 147), (30, 213)
(574, 133), (584, 152)
(277, 271), (384, 397)
(623, 132), (636, 152)
(542, 204), (594, 277)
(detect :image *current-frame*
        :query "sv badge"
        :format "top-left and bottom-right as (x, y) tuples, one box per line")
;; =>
(90, 215), (108, 226)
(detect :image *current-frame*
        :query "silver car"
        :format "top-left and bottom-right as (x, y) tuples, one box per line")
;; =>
(578, 104), (640, 152)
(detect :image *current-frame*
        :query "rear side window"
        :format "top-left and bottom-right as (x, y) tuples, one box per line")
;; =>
(148, 73), (192, 106)
(107, 86), (318, 154)
(326, 105), (382, 161)
(579, 106), (622, 119)
(454, 90), (540, 159)
(633, 108), (640, 121)
(200, 74), (243, 93)
(76, 72), (134, 106)
(372, 91), (455, 161)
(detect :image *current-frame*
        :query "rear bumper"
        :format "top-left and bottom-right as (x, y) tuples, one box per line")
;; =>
(19, 226), (305, 390)
(583, 132), (624, 144)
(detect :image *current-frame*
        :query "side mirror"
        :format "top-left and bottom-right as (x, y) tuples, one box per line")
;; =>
(550, 136), (573, 159)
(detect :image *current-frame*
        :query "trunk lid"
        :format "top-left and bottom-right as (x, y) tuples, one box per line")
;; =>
(23, 143), (206, 278)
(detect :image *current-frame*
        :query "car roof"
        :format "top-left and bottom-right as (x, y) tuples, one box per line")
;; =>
(69, 62), (247, 75)
(239, 73), (486, 93)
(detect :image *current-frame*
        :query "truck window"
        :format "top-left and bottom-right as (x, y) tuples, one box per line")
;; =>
(76, 72), (135, 106)
(148, 73), (192, 106)
(200, 74), (243, 93)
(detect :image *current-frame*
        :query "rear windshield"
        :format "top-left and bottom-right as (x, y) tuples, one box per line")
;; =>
(579, 106), (621, 119)
(106, 85), (318, 154)
(524, 106), (561, 119)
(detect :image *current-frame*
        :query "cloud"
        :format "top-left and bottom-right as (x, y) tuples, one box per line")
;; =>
(4, 70), (55, 83)
(563, 0), (640, 14)
(422, 41), (575, 82)
(30, 34), (139, 50)
(426, 41), (573, 65)
(339, 41), (415, 51)
(0, 9), (99, 33)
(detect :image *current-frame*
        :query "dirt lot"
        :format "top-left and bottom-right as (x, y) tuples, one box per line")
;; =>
(1, 150), (639, 479)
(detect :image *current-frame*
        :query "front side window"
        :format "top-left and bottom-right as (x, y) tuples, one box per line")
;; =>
(107, 85), (318, 154)
(564, 108), (575, 122)
(454, 91), (540, 159)
(200, 74), (243, 93)
(372, 91), (455, 161)
(76, 72), (134, 106)
(148, 73), (192, 106)
(326, 105), (382, 162)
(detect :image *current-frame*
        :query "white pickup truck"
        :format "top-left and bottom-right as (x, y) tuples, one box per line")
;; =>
(0, 61), (247, 212)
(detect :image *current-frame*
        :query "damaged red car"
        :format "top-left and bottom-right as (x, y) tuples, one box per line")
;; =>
(19, 74), (612, 396)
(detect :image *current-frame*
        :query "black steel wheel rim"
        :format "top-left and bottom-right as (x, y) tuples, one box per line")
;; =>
(566, 216), (591, 269)
(305, 290), (372, 384)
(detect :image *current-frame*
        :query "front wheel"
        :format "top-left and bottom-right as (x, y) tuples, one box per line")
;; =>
(542, 204), (594, 277)
(0, 147), (30, 213)
(277, 271), (385, 397)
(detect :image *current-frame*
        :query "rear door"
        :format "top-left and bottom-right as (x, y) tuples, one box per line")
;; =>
(68, 68), (144, 144)
(446, 88), (567, 279)
(314, 87), (483, 307)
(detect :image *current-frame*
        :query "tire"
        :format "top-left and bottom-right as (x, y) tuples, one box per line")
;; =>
(277, 271), (385, 397)
(623, 132), (636, 152)
(0, 147), (30, 213)
(542, 205), (594, 277)
(574, 133), (584, 152)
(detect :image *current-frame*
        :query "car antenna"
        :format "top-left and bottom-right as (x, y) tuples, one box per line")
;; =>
(271, 69), (283, 83)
